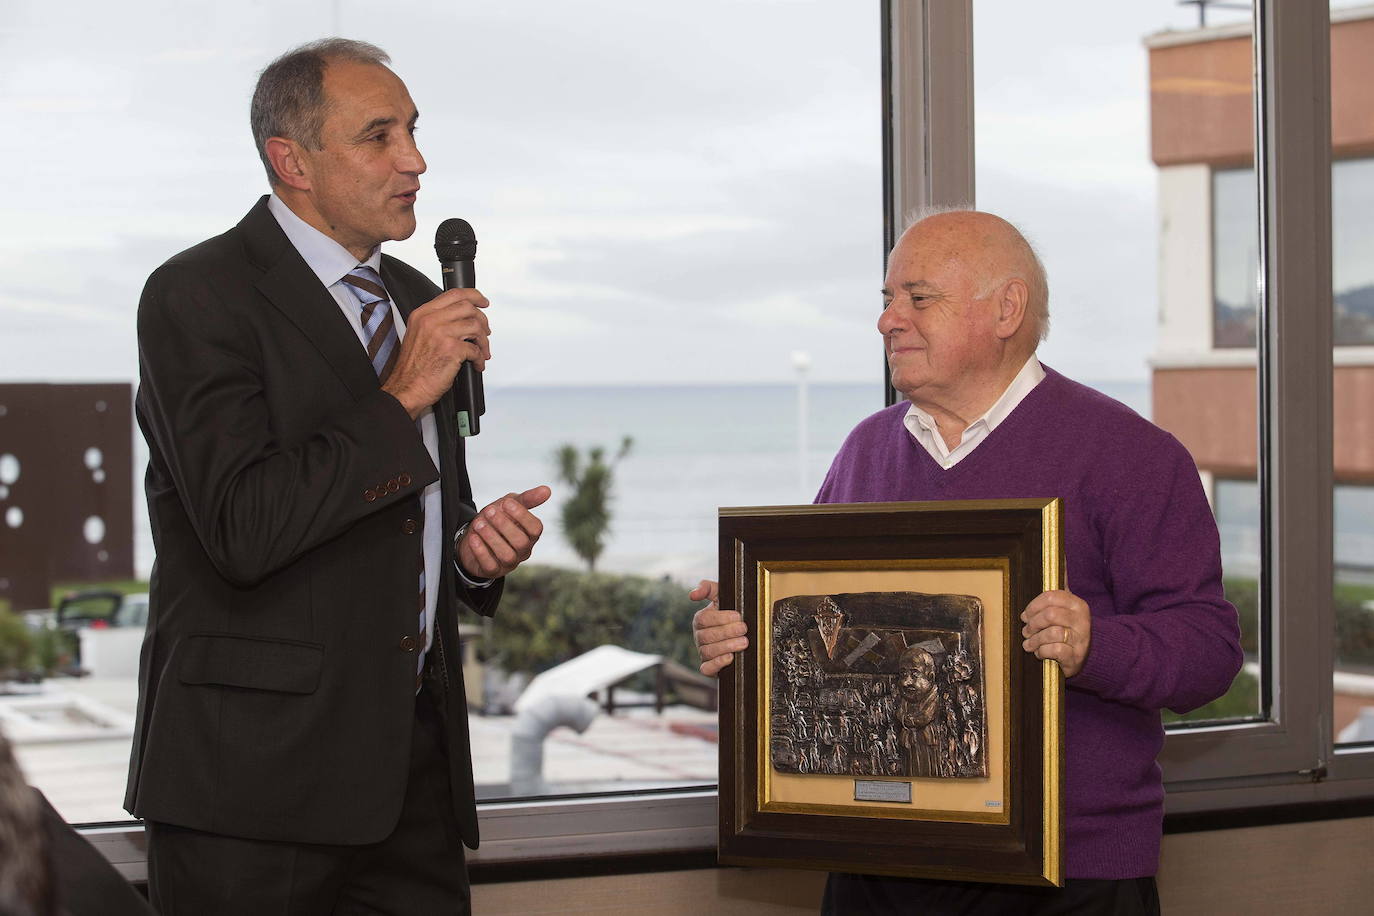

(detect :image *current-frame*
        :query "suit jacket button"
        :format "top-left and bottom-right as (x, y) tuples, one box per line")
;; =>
(399, 635), (417, 652)
(402, 519), (418, 535)
(364, 489), (377, 502)
(399, 473), (413, 486)
(387, 479), (400, 493)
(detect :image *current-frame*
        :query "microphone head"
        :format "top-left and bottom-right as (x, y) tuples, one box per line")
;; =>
(434, 218), (477, 262)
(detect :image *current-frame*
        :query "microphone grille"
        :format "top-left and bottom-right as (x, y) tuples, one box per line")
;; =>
(434, 218), (477, 261)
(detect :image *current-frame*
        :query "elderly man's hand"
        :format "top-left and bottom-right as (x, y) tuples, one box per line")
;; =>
(691, 579), (749, 677)
(457, 486), (551, 579)
(1021, 589), (1091, 678)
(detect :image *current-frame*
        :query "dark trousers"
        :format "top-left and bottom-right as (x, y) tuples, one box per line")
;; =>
(822, 873), (1160, 916)
(147, 687), (470, 916)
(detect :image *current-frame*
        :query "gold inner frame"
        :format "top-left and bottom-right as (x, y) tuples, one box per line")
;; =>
(756, 558), (1012, 825)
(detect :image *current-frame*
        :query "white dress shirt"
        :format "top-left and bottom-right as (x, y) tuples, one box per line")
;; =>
(268, 194), (445, 654)
(902, 356), (1046, 468)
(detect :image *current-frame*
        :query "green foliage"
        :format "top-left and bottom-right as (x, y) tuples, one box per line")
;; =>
(553, 437), (633, 571)
(1335, 580), (1374, 667)
(482, 563), (699, 674)
(0, 610), (35, 674)
(1224, 576), (1374, 667)
(1167, 577), (1374, 725)
(33, 626), (77, 674)
(1222, 577), (1259, 655)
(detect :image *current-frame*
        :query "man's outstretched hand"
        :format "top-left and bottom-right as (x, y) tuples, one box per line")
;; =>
(457, 485), (551, 579)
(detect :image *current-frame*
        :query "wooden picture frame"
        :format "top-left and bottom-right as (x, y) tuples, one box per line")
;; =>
(717, 498), (1065, 886)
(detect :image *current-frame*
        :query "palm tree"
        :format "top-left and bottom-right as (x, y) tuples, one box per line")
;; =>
(553, 436), (633, 571)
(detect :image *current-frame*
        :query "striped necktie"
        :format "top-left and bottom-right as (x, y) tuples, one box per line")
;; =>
(340, 266), (428, 686)
(341, 266), (401, 383)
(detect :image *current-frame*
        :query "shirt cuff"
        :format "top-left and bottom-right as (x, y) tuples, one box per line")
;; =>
(453, 523), (495, 589)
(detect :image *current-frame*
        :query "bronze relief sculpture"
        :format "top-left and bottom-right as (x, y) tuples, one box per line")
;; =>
(770, 592), (987, 780)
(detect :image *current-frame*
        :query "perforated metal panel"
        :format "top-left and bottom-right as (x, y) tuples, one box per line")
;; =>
(0, 384), (134, 610)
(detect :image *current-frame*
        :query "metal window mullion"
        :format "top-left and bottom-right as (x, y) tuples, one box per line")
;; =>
(1157, 1), (1332, 795)
(1257, 0), (1333, 778)
(883, 0), (973, 410)
(884, 0), (973, 229)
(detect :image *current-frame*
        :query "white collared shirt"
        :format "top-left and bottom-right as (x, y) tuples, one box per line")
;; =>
(267, 194), (446, 652)
(902, 356), (1046, 469)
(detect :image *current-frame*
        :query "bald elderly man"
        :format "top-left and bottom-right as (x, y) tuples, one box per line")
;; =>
(692, 210), (1242, 915)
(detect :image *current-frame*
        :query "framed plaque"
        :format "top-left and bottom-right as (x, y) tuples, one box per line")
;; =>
(717, 498), (1065, 886)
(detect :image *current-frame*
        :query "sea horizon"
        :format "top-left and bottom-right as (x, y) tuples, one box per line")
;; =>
(131, 378), (1152, 584)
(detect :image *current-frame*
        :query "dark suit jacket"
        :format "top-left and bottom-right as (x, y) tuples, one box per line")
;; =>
(125, 196), (497, 849)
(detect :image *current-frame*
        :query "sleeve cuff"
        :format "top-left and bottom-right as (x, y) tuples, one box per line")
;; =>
(1068, 616), (1133, 696)
(453, 523), (495, 589)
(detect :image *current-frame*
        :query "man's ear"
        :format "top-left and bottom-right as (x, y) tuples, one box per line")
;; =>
(994, 278), (1029, 341)
(265, 137), (311, 191)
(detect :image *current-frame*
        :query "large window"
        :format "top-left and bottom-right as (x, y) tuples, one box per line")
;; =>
(5, 0), (1373, 882)
(0, 0), (881, 828)
(975, 0), (1261, 725)
(967, 0), (1374, 802)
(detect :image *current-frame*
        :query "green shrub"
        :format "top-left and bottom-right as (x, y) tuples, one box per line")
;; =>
(1222, 577), (1259, 655)
(32, 626), (77, 674)
(0, 610), (35, 676)
(1224, 576), (1374, 667)
(1335, 581), (1374, 667)
(482, 564), (700, 674)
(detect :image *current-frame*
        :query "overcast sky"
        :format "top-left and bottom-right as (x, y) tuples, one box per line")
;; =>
(1, 0), (1250, 388)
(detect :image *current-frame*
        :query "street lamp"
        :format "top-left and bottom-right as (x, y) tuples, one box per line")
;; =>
(792, 350), (811, 498)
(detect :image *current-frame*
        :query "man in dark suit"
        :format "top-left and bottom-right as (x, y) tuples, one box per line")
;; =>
(125, 38), (549, 914)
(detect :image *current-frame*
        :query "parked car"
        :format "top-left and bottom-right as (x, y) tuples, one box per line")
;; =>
(55, 590), (149, 632)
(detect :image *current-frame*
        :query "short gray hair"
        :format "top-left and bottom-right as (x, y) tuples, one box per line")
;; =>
(250, 38), (391, 185)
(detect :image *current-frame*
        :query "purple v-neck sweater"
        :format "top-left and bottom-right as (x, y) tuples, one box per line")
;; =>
(815, 366), (1242, 879)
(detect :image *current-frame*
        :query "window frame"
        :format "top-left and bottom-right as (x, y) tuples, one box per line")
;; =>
(63, 2), (909, 876)
(941, 0), (1372, 809)
(1150, 0), (1336, 792)
(76, 0), (1374, 878)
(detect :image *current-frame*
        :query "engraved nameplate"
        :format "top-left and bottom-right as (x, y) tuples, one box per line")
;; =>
(853, 780), (912, 804)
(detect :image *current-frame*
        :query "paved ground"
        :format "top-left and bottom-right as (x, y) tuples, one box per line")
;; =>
(5, 677), (719, 824)
(12, 672), (1370, 825)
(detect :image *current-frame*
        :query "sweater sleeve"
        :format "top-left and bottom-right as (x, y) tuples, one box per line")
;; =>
(1069, 434), (1244, 713)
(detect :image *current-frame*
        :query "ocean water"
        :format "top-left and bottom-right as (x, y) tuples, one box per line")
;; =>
(134, 380), (1150, 584)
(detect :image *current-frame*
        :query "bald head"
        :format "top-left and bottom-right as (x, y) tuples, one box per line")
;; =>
(904, 209), (1049, 345)
(879, 209), (1048, 418)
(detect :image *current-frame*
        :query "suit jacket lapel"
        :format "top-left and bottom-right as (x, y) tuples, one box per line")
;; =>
(239, 197), (379, 403)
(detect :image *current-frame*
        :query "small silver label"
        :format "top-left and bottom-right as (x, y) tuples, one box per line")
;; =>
(853, 780), (912, 804)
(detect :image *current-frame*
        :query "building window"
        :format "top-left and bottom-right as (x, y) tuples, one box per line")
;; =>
(1332, 158), (1374, 346)
(1213, 168), (1260, 349)
(1214, 156), (1374, 349)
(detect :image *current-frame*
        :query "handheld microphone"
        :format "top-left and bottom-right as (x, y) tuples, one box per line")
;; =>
(434, 218), (485, 437)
